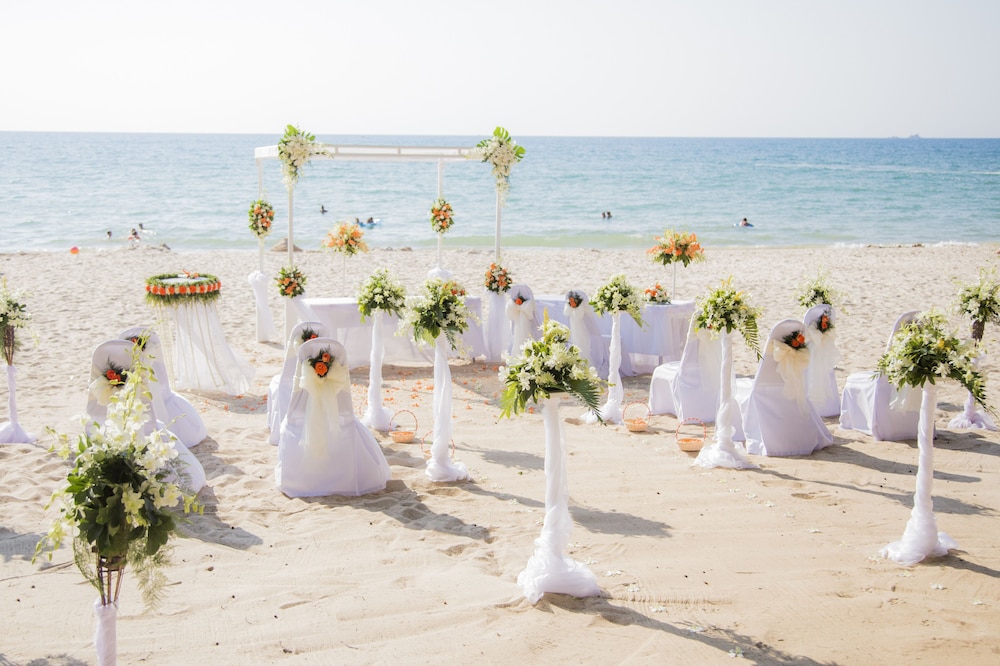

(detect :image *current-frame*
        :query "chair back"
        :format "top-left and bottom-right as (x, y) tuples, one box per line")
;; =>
(887, 311), (919, 350)
(754, 319), (808, 388)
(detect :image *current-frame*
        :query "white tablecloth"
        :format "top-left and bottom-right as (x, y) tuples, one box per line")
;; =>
(159, 301), (254, 395)
(299, 296), (486, 368)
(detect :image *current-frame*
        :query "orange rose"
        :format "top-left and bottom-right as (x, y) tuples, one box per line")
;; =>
(322, 353), (331, 363)
(314, 361), (329, 377)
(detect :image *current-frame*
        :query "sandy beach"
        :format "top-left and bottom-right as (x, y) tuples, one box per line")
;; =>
(2, 243), (999, 665)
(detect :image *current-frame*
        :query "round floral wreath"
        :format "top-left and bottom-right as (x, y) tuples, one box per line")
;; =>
(145, 273), (221, 306)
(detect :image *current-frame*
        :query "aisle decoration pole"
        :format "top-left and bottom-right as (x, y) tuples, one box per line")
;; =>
(247, 199), (277, 342)
(357, 269), (407, 431)
(950, 269), (1000, 430)
(476, 127), (525, 263)
(0, 279), (34, 444)
(483, 262), (514, 363)
(278, 125), (319, 339)
(692, 278), (762, 469)
(585, 274), (645, 425)
(647, 229), (705, 301)
(322, 221), (369, 296)
(429, 197), (455, 279)
(876, 312), (992, 564)
(34, 343), (202, 665)
(500, 315), (604, 603)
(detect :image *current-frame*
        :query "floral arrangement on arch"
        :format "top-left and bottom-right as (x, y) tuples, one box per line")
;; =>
(877, 311), (989, 410)
(277, 125), (319, 189)
(275, 265), (307, 298)
(404, 278), (473, 350)
(499, 314), (603, 418)
(357, 268), (407, 322)
(323, 221), (369, 256)
(247, 199), (275, 238)
(484, 263), (513, 294)
(590, 274), (645, 327)
(796, 269), (841, 311)
(1, 278), (32, 365)
(34, 346), (202, 608)
(476, 126), (525, 203)
(956, 268), (1000, 342)
(647, 229), (705, 267)
(430, 198), (455, 234)
(644, 283), (671, 304)
(695, 278), (762, 358)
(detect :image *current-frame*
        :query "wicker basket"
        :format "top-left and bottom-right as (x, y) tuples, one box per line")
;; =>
(623, 402), (650, 433)
(420, 431), (456, 458)
(389, 410), (417, 444)
(676, 418), (707, 452)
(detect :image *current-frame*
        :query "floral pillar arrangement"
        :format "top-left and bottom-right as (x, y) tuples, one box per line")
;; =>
(692, 279), (762, 470)
(0, 279), (34, 443)
(586, 274), (645, 425)
(278, 125), (319, 334)
(357, 269), (407, 431)
(876, 312), (991, 565)
(34, 347), (202, 666)
(322, 221), (369, 295)
(483, 262), (514, 363)
(275, 266), (307, 342)
(405, 278), (473, 482)
(499, 315), (603, 603)
(247, 198), (277, 342)
(476, 127), (525, 262)
(429, 197), (454, 279)
(647, 229), (705, 300)
(951, 269), (1000, 430)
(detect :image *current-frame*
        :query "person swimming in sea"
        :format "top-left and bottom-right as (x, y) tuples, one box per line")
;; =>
(739, 217), (753, 227)
(321, 205), (327, 214)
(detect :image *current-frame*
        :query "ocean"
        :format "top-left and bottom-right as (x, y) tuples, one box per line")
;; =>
(1, 132), (998, 253)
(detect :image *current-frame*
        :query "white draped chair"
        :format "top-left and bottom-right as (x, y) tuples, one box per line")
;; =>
(119, 326), (207, 449)
(267, 321), (329, 445)
(506, 284), (538, 356)
(740, 319), (833, 456)
(648, 317), (721, 423)
(275, 338), (390, 498)
(840, 311), (921, 441)
(802, 305), (841, 418)
(563, 290), (609, 378)
(86, 339), (206, 494)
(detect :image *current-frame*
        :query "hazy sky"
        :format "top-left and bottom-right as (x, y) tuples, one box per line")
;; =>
(4, 0), (998, 137)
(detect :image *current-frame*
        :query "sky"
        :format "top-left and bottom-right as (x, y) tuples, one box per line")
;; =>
(3, 0), (999, 138)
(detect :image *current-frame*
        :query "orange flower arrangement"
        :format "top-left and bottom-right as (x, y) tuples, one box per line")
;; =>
(323, 221), (369, 256)
(309, 349), (334, 378)
(782, 330), (808, 350)
(566, 290), (585, 309)
(648, 229), (706, 267)
(145, 273), (221, 306)
(644, 283), (671, 304)
(275, 266), (306, 298)
(430, 198), (454, 234)
(484, 263), (512, 294)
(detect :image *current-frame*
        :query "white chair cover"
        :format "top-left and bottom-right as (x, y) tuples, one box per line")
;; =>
(267, 321), (329, 445)
(648, 317), (721, 422)
(802, 305), (841, 418)
(275, 338), (390, 497)
(563, 290), (609, 378)
(741, 319), (833, 456)
(840, 311), (921, 441)
(506, 284), (538, 356)
(483, 290), (512, 363)
(119, 326), (207, 449)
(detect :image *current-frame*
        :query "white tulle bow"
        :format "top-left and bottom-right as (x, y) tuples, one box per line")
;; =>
(299, 361), (350, 463)
(772, 340), (811, 412)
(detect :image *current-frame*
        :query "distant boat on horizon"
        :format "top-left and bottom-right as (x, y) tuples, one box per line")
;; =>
(890, 134), (922, 140)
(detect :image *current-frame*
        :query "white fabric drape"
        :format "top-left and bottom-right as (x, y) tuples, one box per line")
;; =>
(881, 386), (958, 565)
(248, 271), (276, 343)
(483, 291), (511, 363)
(94, 599), (117, 666)
(586, 313), (623, 424)
(362, 313), (393, 431)
(167, 302), (254, 395)
(299, 360), (350, 467)
(948, 390), (997, 430)
(0, 365), (34, 444)
(426, 336), (469, 482)
(804, 324), (840, 416)
(506, 295), (536, 356)
(771, 341), (812, 413)
(564, 296), (609, 379)
(518, 396), (601, 603)
(694, 332), (755, 469)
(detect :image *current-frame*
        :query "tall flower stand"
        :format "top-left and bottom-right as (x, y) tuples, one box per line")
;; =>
(248, 258), (275, 344)
(518, 396), (601, 603)
(584, 312), (623, 424)
(882, 386), (958, 565)
(694, 332), (754, 469)
(948, 341), (996, 430)
(93, 553), (125, 666)
(0, 364), (34, 444)
(361, 313), (392, 431)
(483, 291), (511, 363)
(426, 336), (469, 482)
(428, 235), (452, 280)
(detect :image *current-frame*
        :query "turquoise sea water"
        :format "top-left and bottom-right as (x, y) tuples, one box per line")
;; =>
(1, 133), (998, 253)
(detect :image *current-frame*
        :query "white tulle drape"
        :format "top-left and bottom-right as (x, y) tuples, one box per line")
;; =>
(483, 291), (511, 363)
(518, 396), (601, 603)
(506, 297), (536, 356)
(805, 325), (839, 413)
(362, 313), (393, 431)
(0, 365), (34, 443)
(299, 362), (351, 466)
(426, 336), (468, 482)
(248, 271), (276, 343)
(948, 354), (996, 430)
(882, 386), (958, 565)
(772, 342), (812, 413)
(694, 332), (755, 469)
(166, 302), (254, 395)
(93, 599), (117, 666)
(586, 313), (623, 424)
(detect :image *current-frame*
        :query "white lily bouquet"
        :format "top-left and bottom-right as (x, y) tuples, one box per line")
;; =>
(404, 278), (473, 350)
(590, 274), (645, 327)
(795, 269), (841, 311)
(956, 268), (1000, 342)
(277, 124), (320, 189)
(1, 278), (31, 366)
(358, 268), (406, 322)
(695, 278), (762, 359)
(476, 126), (525, 203)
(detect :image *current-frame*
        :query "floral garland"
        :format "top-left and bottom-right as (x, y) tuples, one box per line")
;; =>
(430, 198), (455, 234)
(877, 311), (989, 410)
(484, 262), (513, 294)
(34, 348), (202, 608)
(956, 268), (1000, 341)
(1, 278), (31, 365)
(695, 278), (762, 358)
(277, 124), (318, 190)
(145, 272), (221, 307)
(566, 290), (585, 309)
(322, 221), (369, 256)
(275, 265), (307, 298)
(247, 199), (275, 239)
(357, 268), (407, 322)
(499, 314), (603, 418)
(404, 278), (473, 350)
(647, 229), (705, 267)
(476, 126), (525, 203)
(644, 283), (671, 304)
(796, 269), (841, 311)
(590, 274), (645, 327)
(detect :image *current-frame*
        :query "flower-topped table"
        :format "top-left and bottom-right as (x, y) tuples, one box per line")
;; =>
(0, 279), (33, 443)
(145, 272), (254, 395)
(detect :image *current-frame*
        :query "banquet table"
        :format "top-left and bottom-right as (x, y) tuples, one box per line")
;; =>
(299, 296), (486, 368)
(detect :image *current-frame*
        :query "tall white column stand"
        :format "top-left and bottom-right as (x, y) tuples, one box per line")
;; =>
(284, 188), (296, 342)
(0, 364), (34, 443)
(362, 313), (392, 431)
(93, 598), (117, 666)
(426, 335), (469, 482)
(249, 238), (275, 343)
(518, 396), (600, 603)
(882, 386), (957, 565)
(483, 291), (510, 363)
(429, 162), (452, 280)
(672, 263), (677, 300)
(494, 191), (502, 262)
(694, 332), (755, 469)
(584, 312), (623, 424)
